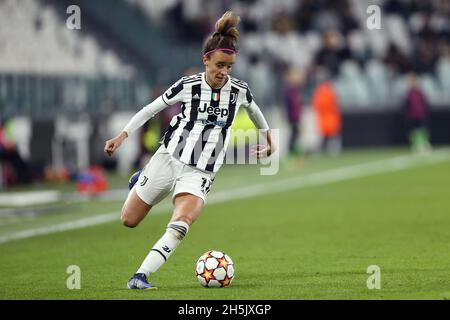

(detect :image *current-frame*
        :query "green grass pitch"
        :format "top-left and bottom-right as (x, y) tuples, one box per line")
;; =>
(1, 148), (450, 300)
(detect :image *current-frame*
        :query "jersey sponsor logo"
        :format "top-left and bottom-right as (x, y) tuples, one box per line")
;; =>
(198, 103), (229, 117)
(199, 119), (227, 127)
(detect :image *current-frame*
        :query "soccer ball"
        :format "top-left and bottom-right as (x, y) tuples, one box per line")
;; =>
(195, 250), (234, 288)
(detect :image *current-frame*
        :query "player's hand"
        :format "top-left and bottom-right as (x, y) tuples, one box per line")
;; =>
(104, 131), (128, 156)
(251, 144), (273, 159)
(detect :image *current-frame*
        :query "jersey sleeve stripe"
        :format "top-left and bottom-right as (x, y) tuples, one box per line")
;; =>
(230, 78), (249, 90)
(161, 93), (170, 106)
(183, 75), (202, 84)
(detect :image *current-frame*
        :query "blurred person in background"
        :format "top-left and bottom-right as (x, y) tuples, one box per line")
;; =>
(282, 67), (305, 157)
(314, 30), (351, 77)
(0, 118), (33, 185)
(384, 43), (410, 74)
(104, 11), (275, 290)
(404, 72), (432, 153)
(311, 68), (342, 156)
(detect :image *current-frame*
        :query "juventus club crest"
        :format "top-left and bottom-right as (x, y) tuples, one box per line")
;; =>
(230, 92), (237, 104)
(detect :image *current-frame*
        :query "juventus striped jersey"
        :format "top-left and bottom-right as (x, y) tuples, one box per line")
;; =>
(123, 72), (269, 173)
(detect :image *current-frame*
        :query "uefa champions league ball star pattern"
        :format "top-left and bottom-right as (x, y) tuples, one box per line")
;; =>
(195, 250), (234, 288)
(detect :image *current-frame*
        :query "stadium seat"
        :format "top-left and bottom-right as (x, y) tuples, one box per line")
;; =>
(53, 115), (92, 171)
(385, 14), (411, 55)
(392, 75), (409, 106)
(437, 57), (450, 97)
(347, 30), (367, 60)
(338, 60), (371, 108)
(421, 74), (442, 106)
(0, 0), (132, 77)
(9, 116), (32, 160)
(364, 29), (389, 59)
(365, 59), (390, 107)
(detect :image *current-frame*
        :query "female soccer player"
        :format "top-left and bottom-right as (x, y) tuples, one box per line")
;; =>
(104, 11), (275, 289)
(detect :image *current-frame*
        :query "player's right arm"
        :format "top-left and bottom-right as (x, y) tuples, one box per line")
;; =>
(104, 78), (184, 156)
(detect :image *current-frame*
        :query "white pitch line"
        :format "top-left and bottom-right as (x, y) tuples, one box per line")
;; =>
(0, 149), (449, 245)
(210, 149), (450, 203)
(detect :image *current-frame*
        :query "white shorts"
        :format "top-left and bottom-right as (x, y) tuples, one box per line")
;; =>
(134, 145), (215, 205)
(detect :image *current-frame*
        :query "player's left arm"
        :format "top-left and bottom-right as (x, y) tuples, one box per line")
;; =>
(245, 100), (276, 158)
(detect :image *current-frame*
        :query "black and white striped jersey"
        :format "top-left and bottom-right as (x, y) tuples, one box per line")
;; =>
(160, 72), (263, 173)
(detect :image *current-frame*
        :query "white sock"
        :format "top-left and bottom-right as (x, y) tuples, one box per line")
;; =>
(136, 221), (189, 277)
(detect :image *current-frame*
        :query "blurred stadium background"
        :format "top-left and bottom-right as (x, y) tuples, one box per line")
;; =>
(0, 0), (450, 300)
(1, 0), (449, 183)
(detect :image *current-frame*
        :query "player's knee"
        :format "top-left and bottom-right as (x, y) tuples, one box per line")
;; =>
(122, 220), (139, 228)
(121, 216), (139, 228)
(121, 210), (140, 228)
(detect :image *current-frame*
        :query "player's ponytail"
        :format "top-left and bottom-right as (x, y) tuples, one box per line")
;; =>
(203, 11), (240, 57)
